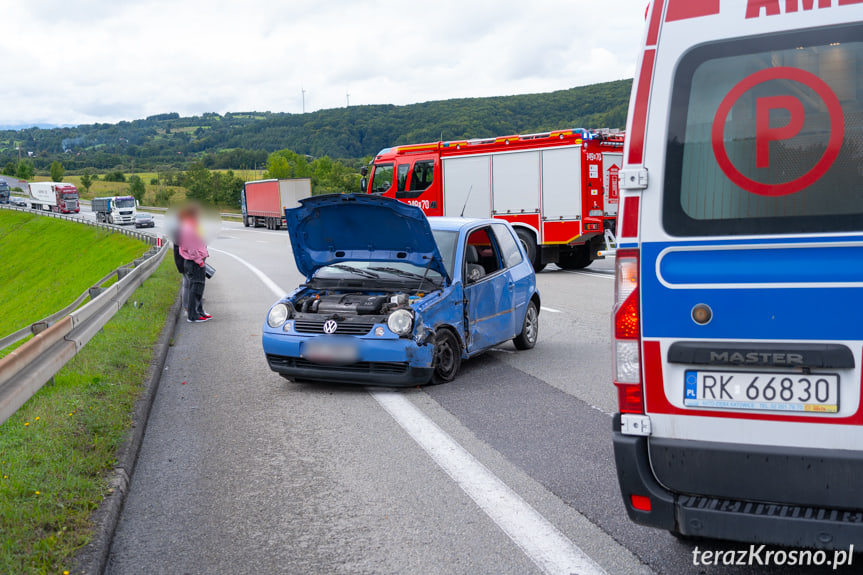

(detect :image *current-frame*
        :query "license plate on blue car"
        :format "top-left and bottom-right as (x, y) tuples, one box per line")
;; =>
(302, 339), (359, 365)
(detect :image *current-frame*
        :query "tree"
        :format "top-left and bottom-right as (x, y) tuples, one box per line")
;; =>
(129, 175), (146, 203)
(104, 171), (126, 182)
(50, 161), (65, 182)
(16, 160), (34, 180)
(80, 169), (93, 193)
(184, 162), (212, 202)
(2, 162), (14, 176)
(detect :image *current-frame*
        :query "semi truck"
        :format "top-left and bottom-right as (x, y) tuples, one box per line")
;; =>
(0, 181), (9, 204)
(242, 178), (312, 229)
(29, 182), (80, 213)
(92, 195), (137, 224)
(365, 128), (624, 271)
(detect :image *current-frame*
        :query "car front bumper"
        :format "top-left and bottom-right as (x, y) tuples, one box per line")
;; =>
(612, 414), (863, 549)
(262, 329), (435, 386)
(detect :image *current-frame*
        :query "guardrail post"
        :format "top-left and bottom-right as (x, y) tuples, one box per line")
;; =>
(31, 321), (48, 335)
(117, 268), (130, 280)
(89, 287), (104, 300)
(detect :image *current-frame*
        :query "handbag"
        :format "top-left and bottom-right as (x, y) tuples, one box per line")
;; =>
(204, 263), (216, 279)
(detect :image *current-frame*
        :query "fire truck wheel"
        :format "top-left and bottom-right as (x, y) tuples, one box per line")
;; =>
(558, 246), (592, 270)
(515, 228), (545, 272)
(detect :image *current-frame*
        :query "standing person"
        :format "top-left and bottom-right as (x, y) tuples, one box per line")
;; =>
(178, 204), (211, 323)
(172, 220), (190, 316)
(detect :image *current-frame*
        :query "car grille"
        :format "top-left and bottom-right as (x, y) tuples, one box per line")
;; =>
(293, 320), (373, 336)
(266, 354), (409, 375)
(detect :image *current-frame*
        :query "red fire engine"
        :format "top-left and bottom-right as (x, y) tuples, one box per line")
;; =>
(365, 128), (623, 270)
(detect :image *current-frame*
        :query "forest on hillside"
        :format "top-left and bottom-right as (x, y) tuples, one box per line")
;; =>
(0, 80), (632, 173)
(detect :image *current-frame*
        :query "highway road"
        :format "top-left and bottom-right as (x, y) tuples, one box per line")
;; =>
(89, 215), (839, 575)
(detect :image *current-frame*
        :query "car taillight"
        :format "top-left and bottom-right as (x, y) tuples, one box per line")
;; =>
(613, 249), (643, 414)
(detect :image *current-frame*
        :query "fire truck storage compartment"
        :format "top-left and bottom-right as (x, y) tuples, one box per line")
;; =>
(602, 152), (622, 218)
(491, 151), (540, 215)
(442, 156), (491, 218)
(541, 147), (582, 220)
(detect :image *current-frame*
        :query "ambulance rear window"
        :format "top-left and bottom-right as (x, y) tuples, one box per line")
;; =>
(664, 24), (863, 236)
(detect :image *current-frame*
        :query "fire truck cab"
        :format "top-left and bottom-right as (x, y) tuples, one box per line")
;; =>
(366, 129), (624, 271)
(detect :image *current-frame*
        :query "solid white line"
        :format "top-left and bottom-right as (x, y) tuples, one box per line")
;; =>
(541, 306), (562, 314)
(220, 245), (606, 575)
(209, 247), (287, 299)
(562, 270), (615, 280)
(372, 392), (606, 575)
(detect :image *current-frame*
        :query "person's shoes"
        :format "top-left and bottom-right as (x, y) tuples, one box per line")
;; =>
(202, 313), (213, 320)
(187, 315), (211, 323)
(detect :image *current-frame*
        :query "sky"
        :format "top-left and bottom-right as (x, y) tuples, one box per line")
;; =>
(0, 0), (647, 127)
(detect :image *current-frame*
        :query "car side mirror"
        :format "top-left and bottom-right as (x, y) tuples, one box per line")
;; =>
(360, 178), (367, 193)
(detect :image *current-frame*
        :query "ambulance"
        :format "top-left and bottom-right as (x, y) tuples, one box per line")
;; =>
(366, 129), (624, 271)
(613, 0), (863, 548)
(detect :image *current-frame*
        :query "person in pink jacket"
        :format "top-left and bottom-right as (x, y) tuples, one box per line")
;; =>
(178, 204), (211, 323)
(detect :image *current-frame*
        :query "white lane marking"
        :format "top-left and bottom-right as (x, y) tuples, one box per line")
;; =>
(209, 247), (287, 299)
(220, 245), (607, 575)
(562, 270), (614, 280)
(541, 306), (562, 314)
(372, 391), (607, 575)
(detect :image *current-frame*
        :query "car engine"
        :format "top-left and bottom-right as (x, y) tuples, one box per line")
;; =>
(295, 293), (410, 316)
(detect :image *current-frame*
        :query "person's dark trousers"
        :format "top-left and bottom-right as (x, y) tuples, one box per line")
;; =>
(184, 259), (206, 319)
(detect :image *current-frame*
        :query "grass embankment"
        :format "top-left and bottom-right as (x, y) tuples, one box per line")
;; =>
(0, 211), (146, 345)
(0, 246), (180, 574)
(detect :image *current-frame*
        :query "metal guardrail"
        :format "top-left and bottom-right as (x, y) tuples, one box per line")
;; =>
(0, 204), (168, 426)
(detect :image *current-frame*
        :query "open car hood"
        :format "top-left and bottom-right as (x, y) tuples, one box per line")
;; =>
(285, 194), (449, 281)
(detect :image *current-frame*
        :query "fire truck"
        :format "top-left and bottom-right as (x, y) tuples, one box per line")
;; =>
(365, 128), (623, 270)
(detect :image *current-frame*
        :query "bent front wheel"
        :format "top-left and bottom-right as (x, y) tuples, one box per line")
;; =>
(432, 329), (461, 384)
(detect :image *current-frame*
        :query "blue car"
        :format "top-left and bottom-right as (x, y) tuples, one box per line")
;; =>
(262, 194), (540, 386)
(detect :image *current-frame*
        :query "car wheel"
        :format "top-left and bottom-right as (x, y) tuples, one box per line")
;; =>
(432, 329), (461, 384)
(513, 301), (539, 350)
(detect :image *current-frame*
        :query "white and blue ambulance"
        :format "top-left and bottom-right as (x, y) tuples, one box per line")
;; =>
(613, 0), (863, 548)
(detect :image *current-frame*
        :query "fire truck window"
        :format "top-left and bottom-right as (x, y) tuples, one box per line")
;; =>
(410, 160), (434, 191)
(465, 227), (503, 279)
(396, 164), (410, 192)
(369, 164), (394, 195)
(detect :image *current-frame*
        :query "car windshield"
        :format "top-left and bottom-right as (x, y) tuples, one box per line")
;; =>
(431, 230), (458, 278)
(115, 198), (136, 209)
(135, 214), (150, 219)
(313, 261), (443, 285)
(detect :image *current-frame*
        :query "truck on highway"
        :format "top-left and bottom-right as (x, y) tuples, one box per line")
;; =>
(365, 129), (624, 271)
(241, 178), (312, 229)
(29, 182), (80, 213)
(92, 195), (137, 225)
(0, 181), (9, 204)
(612, 0), (863, 551)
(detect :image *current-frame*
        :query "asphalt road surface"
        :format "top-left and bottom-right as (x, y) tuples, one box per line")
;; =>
(99, 219), (846, 575)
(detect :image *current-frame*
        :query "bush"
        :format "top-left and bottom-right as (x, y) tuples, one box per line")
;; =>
(150, 178), (158, 185)
(103, 171), (126, 183)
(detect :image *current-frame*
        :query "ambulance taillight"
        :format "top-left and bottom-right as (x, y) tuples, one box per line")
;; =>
(613, 249), (643, 414)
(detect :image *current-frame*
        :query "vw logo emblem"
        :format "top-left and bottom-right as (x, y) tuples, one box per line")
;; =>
(323, 320), (338, 334)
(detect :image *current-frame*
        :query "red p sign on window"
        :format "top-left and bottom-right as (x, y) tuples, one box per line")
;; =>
(755, 95), (805, 169)
(712, 67), (844, 197)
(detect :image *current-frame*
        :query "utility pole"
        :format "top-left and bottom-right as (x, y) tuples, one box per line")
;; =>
(301, 88), (306, 114)
(346, 92), (350, 107)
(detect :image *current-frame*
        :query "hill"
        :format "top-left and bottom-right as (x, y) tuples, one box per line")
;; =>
(0, 80), (632, 172)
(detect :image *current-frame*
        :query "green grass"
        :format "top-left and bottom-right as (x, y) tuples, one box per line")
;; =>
(0, 211), (147, 341)
(0, 257), (180, 574)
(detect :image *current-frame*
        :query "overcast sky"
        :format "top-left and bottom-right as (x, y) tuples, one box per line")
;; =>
(0, 0), (646, 127)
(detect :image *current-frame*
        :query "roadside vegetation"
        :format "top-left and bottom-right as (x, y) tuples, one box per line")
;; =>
(0, 257), (179, 574)
(0, 210), (146, 349)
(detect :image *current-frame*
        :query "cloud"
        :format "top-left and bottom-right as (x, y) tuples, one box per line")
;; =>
(0, 0), (646, 125)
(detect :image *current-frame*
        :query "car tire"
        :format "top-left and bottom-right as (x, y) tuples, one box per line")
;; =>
(557, 246), (592, 270)
(432, 329), (461, 384)
(513, 300), (539, 350)
(515, 228), (546, 273)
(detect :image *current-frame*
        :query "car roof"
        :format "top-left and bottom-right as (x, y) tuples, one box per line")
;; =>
(428, 216), (498, 232)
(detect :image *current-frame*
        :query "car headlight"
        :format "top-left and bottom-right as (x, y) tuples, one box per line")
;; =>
(387, 309), (413, 337)
(267, 303), (292, 328)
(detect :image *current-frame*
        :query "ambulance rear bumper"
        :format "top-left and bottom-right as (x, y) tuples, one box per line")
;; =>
(613, 414), (863, 549)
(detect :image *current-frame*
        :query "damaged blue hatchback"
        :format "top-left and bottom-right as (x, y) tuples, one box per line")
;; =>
(262, 194), (540, 386)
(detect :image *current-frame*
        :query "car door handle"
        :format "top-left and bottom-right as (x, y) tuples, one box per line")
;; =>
(507, 284), (514, 291)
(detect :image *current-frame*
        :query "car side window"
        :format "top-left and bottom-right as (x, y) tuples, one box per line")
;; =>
(492, 224), (523, 268)
(464, 227), (503, 284)
(396, 164), (410, 193)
